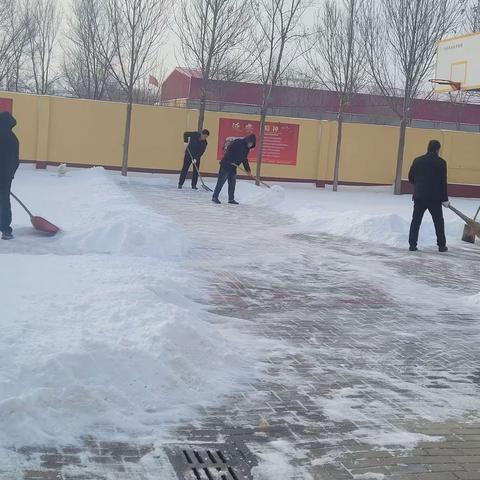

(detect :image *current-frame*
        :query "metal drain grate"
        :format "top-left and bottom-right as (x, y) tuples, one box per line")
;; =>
(166, 442), (256, 480)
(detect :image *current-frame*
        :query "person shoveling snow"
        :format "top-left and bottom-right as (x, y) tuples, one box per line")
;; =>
(212, 134), (256, 205)
(0, 111), (19, 240)
(407, 139), (449, 253)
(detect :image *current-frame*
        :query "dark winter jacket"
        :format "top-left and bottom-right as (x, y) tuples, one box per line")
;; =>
(408, 152), (448, 202)
(184, 131), (208, 159)
(0, 112), (19, 183)
(221, 134), (256, 173)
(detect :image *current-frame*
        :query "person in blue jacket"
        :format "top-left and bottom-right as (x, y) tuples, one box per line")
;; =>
(212, 134), (256, 205)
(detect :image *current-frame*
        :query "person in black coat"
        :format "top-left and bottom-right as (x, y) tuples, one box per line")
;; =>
(0, 111), (20, 240)
(178, 129), (209, 189)
(212, 134), (256, 205)
(408, 139), (449, 252)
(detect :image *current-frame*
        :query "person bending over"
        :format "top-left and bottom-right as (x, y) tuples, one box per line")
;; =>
(178, 129), (209, 190)
(212, 134), (256, 205)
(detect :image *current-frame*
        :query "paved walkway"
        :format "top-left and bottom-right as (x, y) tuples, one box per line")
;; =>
(9, 179), (480, 479)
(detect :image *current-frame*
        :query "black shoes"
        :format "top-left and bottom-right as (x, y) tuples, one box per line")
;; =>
(192, 186), (198, 190)
(1, 232), (13, 240)
(178, 184), (183, 189)
(212, 198), (239, 205)
(409, 245), (449, 252)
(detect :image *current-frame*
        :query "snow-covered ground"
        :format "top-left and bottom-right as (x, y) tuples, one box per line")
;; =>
(2, 166), (480, 478)
(233, 180), (478, 250)
(0, 166), (264, 461)
(128, 171), (479, 250)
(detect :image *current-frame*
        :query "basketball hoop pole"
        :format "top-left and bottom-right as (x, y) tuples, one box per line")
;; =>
(429, 78), (462, 91)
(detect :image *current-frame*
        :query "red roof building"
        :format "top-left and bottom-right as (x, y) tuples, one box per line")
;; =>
(161, 67), (480, 129)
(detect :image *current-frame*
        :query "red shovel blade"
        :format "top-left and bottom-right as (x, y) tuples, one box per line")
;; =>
(31, 216), (61, 235)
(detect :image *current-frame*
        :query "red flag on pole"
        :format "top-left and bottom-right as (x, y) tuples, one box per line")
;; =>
(148, 75), (159, 87)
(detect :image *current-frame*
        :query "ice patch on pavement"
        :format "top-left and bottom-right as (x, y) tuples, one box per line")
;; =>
(250, 440), (312, 480)
(353, 474), (385, 480)
(311, 450), (343, 467)
(352, 429), (443, 450)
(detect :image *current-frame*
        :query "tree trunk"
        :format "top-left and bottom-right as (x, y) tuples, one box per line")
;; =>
(255, 107), (267, 186)
(197, 90), (206, 131)
(121, 99), (133, 176)
(394, 116), (408, 195)
(333, 111), (344, 192)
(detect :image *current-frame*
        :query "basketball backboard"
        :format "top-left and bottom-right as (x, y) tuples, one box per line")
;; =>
(433, 32), (480, 93)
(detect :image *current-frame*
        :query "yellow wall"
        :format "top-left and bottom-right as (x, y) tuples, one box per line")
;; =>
(3, 91), (480, 188)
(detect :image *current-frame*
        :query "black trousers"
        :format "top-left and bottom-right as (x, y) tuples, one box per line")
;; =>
(213, 164), (236, 201)
(409, 200), (446, 247)
(178, 153), (200, 187)
(0, 179), (13, 235)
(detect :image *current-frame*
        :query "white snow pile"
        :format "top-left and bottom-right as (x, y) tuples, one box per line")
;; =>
(37, 167), (189, 258)
(0, 254), (253, 447)
(466, 292), (480, 306)
(0, 166), (259, 452)
(237, 182), (286, 207)
(264, 183), (478, 248)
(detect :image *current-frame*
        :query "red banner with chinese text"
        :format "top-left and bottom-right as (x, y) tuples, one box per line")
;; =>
(217, 118), (299, 165)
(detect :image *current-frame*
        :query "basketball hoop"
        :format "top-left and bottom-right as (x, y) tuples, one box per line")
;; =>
(429, 78), (462, 91)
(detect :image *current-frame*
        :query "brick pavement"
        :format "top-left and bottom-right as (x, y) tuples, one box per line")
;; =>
(6, 180), (480, 479)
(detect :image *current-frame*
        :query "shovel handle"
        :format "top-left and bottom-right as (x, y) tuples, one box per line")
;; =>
(473, 206), (480, 221)
(448, 204), (474, 225)
(236, 165), (272, 188)
(10, 192), (34, 218)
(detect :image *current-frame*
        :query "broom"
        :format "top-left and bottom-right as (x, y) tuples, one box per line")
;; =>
(10, 192), (60, 235)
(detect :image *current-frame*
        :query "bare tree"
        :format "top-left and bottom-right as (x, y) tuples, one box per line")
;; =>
(470, 0), (480, 30)
(62, 0), (113, 100)
(252, 0), (309, 183)
(26, 0), (62, 94)
(362, 0), (466, 195)
(176, 0), (254, 131)
(100, 0), (171, 176)
(0, 0), (29, 90)
(3, 0), (30, 91)
(307, 0), (366, 191)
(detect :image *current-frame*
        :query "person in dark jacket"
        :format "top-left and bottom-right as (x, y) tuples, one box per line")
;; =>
(0, 111), (20, 240)
(408, 139), (449, 252)
(212, 134), (256, 205)
(178, 129), (209, 189)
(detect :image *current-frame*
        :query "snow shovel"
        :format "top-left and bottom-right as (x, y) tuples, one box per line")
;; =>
(185, 145), (213, 192)
(236, 165), (272, 189)
(10, 192), (60, 236)
(448, 204), (480, 244)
